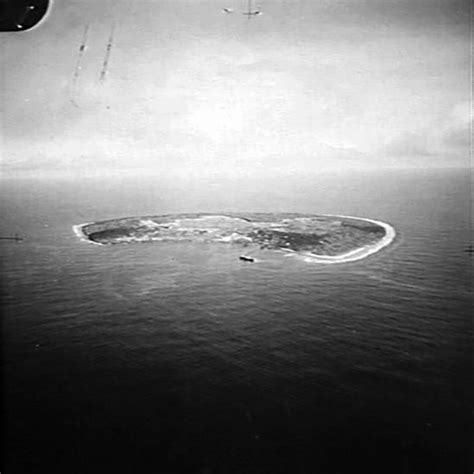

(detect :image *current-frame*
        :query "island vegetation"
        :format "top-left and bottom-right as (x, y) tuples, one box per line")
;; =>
(74, 213), (395, 263)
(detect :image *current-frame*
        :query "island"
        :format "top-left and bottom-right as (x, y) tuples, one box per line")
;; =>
(73, 213), (395, 264)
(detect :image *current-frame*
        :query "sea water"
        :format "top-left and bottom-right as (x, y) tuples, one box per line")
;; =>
(1, 168), (471, 473)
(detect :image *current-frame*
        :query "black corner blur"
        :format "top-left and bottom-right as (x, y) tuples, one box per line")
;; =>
(0, 0), (50, 32)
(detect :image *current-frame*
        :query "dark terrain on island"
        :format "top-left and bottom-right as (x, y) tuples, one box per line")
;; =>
(78, 213), (388, 257)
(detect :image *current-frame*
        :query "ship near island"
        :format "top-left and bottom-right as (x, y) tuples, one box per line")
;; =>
(74, 213), (395, 263)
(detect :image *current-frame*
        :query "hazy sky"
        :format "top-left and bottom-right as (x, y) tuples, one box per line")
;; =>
(1, 0), (471, 178)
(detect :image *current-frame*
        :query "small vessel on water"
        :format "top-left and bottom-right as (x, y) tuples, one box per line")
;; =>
(239, 255), (255, 262)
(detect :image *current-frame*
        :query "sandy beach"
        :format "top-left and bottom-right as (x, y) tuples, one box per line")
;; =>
(300, 215), (396, 264)
(72, 223), (104, 246)
(73, 214), (396, 262)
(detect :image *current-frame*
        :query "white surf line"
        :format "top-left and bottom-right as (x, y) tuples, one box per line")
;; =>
(72, 222), (104, 245)
(300, 214), (396, 264)
(72, 215), (396, 260)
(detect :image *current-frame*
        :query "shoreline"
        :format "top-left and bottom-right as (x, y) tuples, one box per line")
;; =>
(300, 214), (396, 264)
(72, 223), (104, 246)
(72, 214), (396, 261)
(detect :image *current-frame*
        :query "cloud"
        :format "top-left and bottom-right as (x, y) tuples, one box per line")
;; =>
(383, 131), (434, 158)
(441, 101), (471, 150)
(1, 0), (470, 176)
(443, 123), (470, 148)
(376, 100), (470, 167)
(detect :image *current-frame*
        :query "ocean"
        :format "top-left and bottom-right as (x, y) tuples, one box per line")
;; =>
(1, 168), (472, 473)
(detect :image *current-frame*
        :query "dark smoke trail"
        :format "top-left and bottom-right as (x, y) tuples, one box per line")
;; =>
(71, 24), (89, 100)
(100, 24), (116, 82)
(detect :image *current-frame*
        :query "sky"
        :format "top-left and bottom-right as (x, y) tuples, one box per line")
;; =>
(0, 0), (471, 178)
